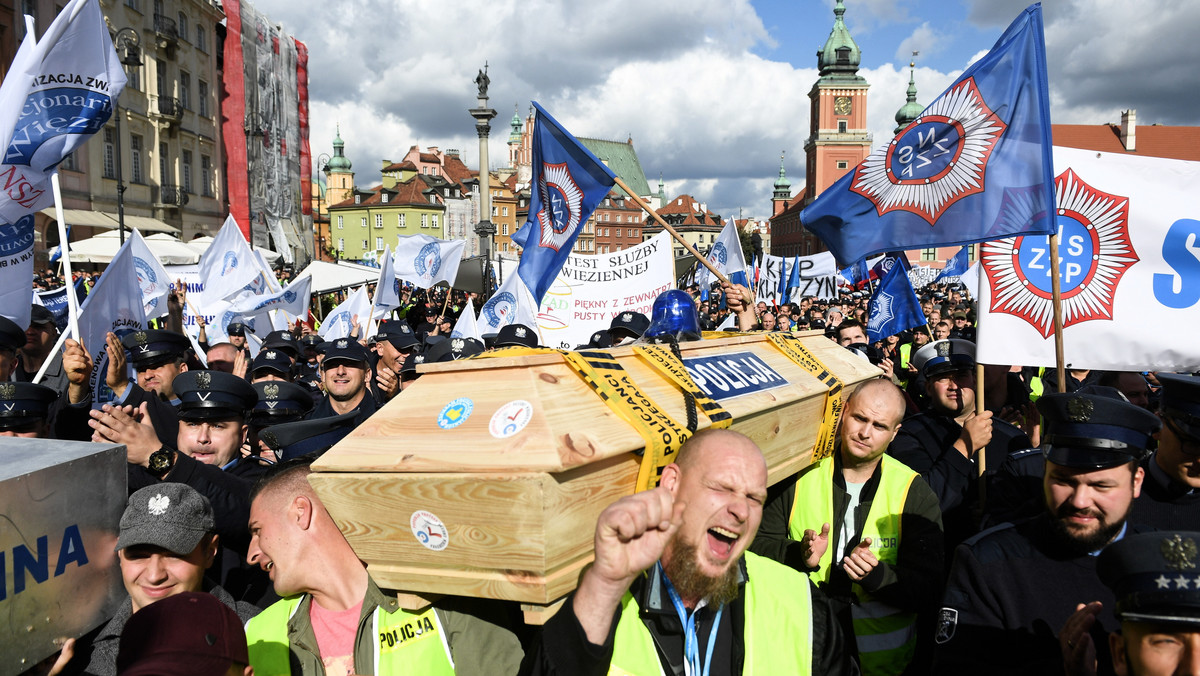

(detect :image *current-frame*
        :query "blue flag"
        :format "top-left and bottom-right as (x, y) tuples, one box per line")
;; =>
(511, 102), (617, 304)
(866, 261), (927, 343)
(802, 3), (1055, 267)
(785, 256), (801, 303)
(936, 245), (971, 281)
(776, 257), (789, 305)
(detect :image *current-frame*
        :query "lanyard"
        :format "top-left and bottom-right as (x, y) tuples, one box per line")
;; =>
(658, 562), (724, 676)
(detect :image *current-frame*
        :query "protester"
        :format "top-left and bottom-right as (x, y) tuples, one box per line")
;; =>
(15, 304), (66, 395)
(934, 390), (1160, 674)
(523, 429), (852, 674)
(244, 459), (524, 674)
(753, 379), (944, 675)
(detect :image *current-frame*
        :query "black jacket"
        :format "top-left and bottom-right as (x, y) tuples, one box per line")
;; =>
(520, 557), (854, 676)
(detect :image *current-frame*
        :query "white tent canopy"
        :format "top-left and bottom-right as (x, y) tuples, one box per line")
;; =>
(184, 235), (283, 263)
(293, 260), (382, 294)
(68, 230), (200, 264)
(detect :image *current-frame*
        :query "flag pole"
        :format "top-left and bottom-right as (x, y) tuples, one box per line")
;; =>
(50, 172), (80, 341)
(614, 177), (730, 284)
(1047, 233), (1067, 393)
(33, 323), (73, 384)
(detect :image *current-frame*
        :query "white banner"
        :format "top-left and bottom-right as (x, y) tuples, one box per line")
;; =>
(907, 265), (941, 290)
(393, 234), (466, 289)
(977, 146), (1200, 371)
(753, 255), (787, 305)
(536, 232), (674, 349)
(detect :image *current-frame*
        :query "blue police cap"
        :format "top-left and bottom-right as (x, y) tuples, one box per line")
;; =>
(0, 382), (57, 429)
(121, 330), (192, 368)
(495, 323), (539, 349)
(375, 320), (420, 351)
(250, 381), (313, 425)
(259, 410), (357, 461)
(399, 352), (426, 377)
(609, 312), (650, 340)
(425, 336), (484, 363)
(1038, 387), (1161, 469)
(1158, 373), (1200, 442)
(172, 371), (257, 421)
(0, 315), (24, 352)
(321, 338), (369, 367)
(581, 330), (612, 350)
(1098, 530), (1200, 627)
(299, 335), (324, 350)
(226, 322), (251, 337)
(250, 349), (293, 377)
(911, 339), (975, 378)
(262, 330), (300, 359)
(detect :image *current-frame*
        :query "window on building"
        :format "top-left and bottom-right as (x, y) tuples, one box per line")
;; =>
(967, 244), (976, 262)
(127, 134), (143, 183)
(337, 238), (344, 252)
(502, 242), (509, 252)
(59, 151), (78, 172)
(361, 240), (368, 250)
(502, 206), (508, 216)
(501, 223), (509, 236)
(103, 129), (116, 178)
(375, 237), (383, 250)
(177, 12), (188, 41)
(159, 142), (170, 182)
(360, 217), (367, 228)
(354, 195), (361, 204)
(836, 160), (848, 170)
(398, 214), (406, 228)
(337, 216), (344, 229)
(155, 58), (166, 96)
(431, 214), (439, 229)
(126, 61), (141, 91)
(200, 154), (212, 196)
(421, 214), (428, 228)
(381, 193), (388, 204)
(921, 248), (937, 262)
(375, 214), (383, 228)
(180, 72), (191, 109)
(124, 0), (140, 11)
(429, 194), (437, 204)
(196, 26), (207, 52)
(491, 206), (497, 217)
(182, 150), (192, 193)
(198, 80), (208, 117)
(838, 120), (848, 133)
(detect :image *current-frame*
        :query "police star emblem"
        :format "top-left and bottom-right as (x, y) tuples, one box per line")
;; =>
(935, 341), (951, 358)
(1066, 396), (1093, 422)
(1163, 534), (1199, 571)
(195, 372), (212, 390)
(266, 350), (277, 360)
(134, 331), (148, 345)
(264, 384), (279, 399)
(452, 338), (465, 351)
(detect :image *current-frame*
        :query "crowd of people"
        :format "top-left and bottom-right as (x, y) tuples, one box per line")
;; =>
(15, 268), (1200, 676)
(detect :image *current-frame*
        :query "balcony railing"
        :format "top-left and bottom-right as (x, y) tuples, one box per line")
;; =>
(154, 14), (178, 46)
(151, 96), (183, 124)
(157, 185), (188, 207)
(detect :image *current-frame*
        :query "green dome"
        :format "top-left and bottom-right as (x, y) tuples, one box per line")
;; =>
(817, 0), (861, 76)
(326, 125), (352, 172)
(894, 63), (924, 134)
(773, 153), (790, 190)
(508, 105), (523, 143)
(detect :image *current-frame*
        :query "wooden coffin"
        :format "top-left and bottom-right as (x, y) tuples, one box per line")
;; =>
(308, 331), (878, 613)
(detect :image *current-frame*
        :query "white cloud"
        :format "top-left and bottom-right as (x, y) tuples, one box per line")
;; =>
(894, 22), (945, 63)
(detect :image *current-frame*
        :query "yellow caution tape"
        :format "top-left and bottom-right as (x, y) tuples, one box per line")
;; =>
(766, 333), (844, 461)
(563, 350), (690, 491)
(633, 345), (732, 429)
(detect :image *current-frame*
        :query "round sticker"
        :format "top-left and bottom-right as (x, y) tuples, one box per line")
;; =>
(437, 398), (473, 429)
(410, 510), (449, 552)
(489, 400), (533, 439)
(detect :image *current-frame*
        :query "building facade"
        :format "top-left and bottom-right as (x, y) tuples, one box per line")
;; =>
(642, 194), (726, 260)
(593, 192), (644, 254)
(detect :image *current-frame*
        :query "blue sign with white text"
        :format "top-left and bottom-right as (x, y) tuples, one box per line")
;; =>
(682, 352), (789, 401)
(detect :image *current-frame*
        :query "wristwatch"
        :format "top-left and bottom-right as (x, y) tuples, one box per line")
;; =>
(147, 448), (176, 477)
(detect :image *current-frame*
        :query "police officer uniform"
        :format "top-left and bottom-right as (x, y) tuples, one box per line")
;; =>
(259, 410), (357, 461)
(14, 306), (68, 397)
(0, 381), (58, 436)
(308, 338), (377, 426)
(1134, 373), (1200, 530)
(887, 339), (1032, 550)
(933, 391), (1161, 676)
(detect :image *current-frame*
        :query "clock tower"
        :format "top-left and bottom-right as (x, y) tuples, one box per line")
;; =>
(804, 0), (872, 203)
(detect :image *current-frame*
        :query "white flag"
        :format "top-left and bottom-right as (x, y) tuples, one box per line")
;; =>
(78, 237), (146, 408)
(230, 274), (310, 317)
(450, 297), (482, 341)
(977, 146), (1200, 371)
(372, 244), (401, 319)
(393, 234), (466, 289)
(695, 220), (750, 290)
(129, 229), (171, 320)
(320, 286), (372, 340)
(198, 215), (259, 302)
(0, 0), (127, 327)
(478, 273), (540, 337)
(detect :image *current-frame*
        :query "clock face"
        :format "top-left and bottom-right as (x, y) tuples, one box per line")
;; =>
(834, 96), (852, 116)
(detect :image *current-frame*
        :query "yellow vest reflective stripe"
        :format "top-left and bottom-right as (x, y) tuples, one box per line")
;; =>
(1029, 375), (1045, 401)
(245, 596), (455, 676)
(607, 552), (814, 676)
(788, 454), (918, 676)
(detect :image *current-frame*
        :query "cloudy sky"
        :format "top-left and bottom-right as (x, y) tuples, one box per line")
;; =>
(250, 0), (1200, 223)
